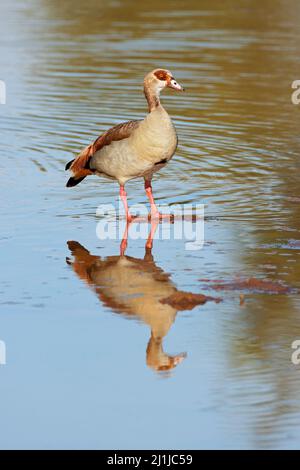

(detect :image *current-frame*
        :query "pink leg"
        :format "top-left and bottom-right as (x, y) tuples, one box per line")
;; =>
(119, 185), (132, 221)
(144, 180), (160, 220)
(145, 218), (159, 250)
(144, 180), (172, 220)
(120, 220), (131, 256)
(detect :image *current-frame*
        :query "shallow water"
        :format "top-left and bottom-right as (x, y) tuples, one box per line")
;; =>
(1, 0), (300, 449)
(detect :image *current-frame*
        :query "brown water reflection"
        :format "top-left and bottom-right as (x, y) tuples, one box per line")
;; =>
(66, 221), (218, 373)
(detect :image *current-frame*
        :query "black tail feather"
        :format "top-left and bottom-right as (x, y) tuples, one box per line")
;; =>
(65, 159), (74, 171)
(66, 176), (86, 187)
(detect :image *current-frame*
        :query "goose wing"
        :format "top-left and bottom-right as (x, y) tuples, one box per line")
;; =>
(65, 120), (141, 184)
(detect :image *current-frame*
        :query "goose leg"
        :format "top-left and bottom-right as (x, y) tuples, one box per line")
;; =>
(144, 179), (160, 219)
(119, 185), (132, 221)
(145, 218), (159, 251)
(144, 179), (172, 220)
(120, 219), (131, 256)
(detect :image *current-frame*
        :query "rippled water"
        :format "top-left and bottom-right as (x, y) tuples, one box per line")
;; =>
(1, 0), (300, 449)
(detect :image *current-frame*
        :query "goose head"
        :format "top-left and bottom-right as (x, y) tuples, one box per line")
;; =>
(144, 68), (184, 95)
(146, 334), (187, 372)
(143, 68), (184, 112)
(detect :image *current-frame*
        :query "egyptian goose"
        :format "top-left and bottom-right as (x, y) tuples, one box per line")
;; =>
(65, 68), (184, 219)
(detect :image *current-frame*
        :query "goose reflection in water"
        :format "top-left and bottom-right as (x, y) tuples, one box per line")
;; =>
(66, 220), (218, 372)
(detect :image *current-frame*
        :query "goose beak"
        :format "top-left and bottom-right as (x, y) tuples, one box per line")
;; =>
(168, 77), (185, 92)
